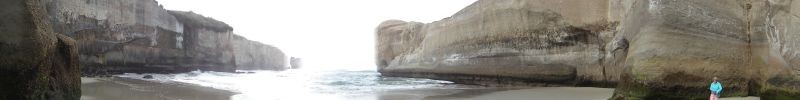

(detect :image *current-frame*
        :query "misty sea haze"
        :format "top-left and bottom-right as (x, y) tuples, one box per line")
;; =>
(115, 67), (469, 100)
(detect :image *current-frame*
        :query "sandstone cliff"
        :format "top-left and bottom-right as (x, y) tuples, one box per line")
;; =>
(169, 10), (238, 72)
(48, 0), (193, 75)
(0, 0), (80, 99)
(290, 57), (302, 69)
(40, 0), (288, 75)
(0, 0), (288, 99)
(376, 0), (800, 99)
(233, 35), (289, 70)
(377, 0), (616, 86)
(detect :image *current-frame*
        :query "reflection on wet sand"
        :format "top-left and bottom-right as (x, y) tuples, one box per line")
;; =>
(353, 87), (759, 100)
(81, 77), (235, 100)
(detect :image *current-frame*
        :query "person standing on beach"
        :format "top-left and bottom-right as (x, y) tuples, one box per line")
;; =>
(709, 77), (723, 100)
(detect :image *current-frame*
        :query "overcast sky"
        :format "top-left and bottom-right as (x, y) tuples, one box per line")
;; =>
(155, 0), (476, 69)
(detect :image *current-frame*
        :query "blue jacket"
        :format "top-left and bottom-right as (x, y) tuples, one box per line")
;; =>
(710, 81), (723, 95)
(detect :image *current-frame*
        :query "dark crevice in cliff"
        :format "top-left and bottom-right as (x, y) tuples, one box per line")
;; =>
(449, 26), (596, 51)
(381, 71), (578, 87)
(744, 0), (756, 96)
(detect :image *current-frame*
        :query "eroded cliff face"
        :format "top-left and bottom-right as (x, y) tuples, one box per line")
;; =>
(39, 0), (287, 75)
(612, 0), (800, 99)
(169, 11), (238, 72)
(377, 0), (800, 99)
(0, 0), (80, 99)
(233, 35), (289, 70)
(44, 0), (193, 75)
(377, 0), (617, 86)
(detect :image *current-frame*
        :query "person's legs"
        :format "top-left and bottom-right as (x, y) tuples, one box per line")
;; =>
(710, 94), (716, 100)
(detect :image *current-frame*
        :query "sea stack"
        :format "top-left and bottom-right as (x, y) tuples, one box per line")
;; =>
(375, 0), (800, 99)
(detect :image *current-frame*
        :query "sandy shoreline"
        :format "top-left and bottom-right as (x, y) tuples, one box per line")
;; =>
(81, 77), (236, 100)
(352, 87), (759, 100)
(349, 87), (614, 100)
(81, 77), (760, 100)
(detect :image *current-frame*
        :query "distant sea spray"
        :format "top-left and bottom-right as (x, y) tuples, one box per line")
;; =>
(117, 69), (463, 100)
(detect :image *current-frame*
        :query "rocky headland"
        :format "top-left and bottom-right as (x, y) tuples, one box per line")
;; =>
(40, 0), (289, 75)
(376, 0), (800, 99)
(233, 35), (289, 70)
(1, 0), (287, 99)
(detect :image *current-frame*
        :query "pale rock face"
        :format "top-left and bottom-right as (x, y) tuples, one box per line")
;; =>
(233, 35), (289, 70)
(375, 20), (425, 71)
(39, 0), (289, 75)
(613, 0), (755, 99)
(45, 0), (183, 33)
(377, 0), (800, 99)
(377, 0), (617, 86)
(290, 57), (302, 69)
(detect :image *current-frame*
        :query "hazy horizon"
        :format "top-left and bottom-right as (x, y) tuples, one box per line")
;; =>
(154, 0), (477, 69)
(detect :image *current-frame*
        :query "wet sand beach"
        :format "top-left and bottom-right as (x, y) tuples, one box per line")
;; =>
(350, 87), (613, 100)
(354, 87), (760, 100)
(81, 77), (235, 100)
(81, 77), (760, 100)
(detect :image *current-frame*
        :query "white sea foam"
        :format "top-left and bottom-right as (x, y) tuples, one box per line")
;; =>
(116, 69), (459, 100)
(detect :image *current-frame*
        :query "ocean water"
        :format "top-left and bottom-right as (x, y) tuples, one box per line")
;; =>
(116, 69), (466, 100)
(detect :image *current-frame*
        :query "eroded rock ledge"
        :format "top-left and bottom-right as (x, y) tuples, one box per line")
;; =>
(376, 0), (800, 99)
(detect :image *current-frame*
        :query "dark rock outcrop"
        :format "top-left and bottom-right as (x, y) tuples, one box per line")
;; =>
(39, 0), (288, 75)
(376, 0), (800, 99)
(142, 75), (153, 79)
(0, 0), (80, 99)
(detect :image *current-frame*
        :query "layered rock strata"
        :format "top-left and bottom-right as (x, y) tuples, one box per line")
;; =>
(169, 11), (238, 72)
(0, 0), (80, 99)
(40, 0), (287, 75)
(376, 0), (800, 99)
(377, 0), (616, 86)
(0, 0), (288, 99)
